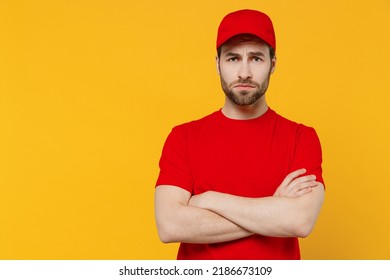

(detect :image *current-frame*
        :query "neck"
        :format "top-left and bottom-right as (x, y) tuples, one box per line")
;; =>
(221, 96), (268, 120)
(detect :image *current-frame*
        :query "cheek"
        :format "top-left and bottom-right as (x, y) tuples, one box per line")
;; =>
(254, 66), (272, 79)
(219, 65), (235, 81)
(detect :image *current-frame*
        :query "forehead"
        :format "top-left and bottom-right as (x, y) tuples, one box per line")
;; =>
(220, 34), (269, 55)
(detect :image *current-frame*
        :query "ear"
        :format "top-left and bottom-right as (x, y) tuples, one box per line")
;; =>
(270, 56), (277, 74)
(216, 56), (221, 76)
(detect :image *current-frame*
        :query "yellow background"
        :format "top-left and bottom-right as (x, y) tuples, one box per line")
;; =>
(1, 0), (389, 259)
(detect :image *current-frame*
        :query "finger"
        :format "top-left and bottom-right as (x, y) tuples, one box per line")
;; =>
(285, 181), (318, 197)
(288, 180), (318, 192)
(293, 187), (313, 197)
(280, 168), (307, 188)
(286, 174), (316, 190)
(274, 169), (307, 196)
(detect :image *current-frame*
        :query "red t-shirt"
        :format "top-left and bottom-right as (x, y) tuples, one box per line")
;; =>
(156, 108), (324, 259)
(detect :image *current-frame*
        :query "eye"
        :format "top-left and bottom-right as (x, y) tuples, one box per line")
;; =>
(227, 57), (239, 62)
(252, 56), (264, 62)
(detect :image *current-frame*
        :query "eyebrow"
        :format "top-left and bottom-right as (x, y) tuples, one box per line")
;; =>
(223, 51), (266, 57)
(224, 52), (240, 57)
(248, 51), (266, 57)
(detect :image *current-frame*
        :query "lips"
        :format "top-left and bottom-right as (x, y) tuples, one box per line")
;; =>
(233, 84), (255, 88)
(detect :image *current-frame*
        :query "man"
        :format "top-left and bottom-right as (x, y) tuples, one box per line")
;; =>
(154, 9), (325, 259)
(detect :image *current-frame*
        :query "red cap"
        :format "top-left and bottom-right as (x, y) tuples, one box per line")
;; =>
(216, 9), (276, 51)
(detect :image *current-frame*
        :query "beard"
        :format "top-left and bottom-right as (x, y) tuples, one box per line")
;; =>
(220, 73), (271, 106)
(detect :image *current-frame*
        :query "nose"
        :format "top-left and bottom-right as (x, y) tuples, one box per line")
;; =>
(238, 61), (252, 80)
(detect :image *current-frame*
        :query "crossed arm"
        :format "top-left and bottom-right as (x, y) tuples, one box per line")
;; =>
(154, 169), (324, 244)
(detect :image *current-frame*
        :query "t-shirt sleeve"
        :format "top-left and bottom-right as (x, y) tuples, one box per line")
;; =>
(155, 126), (194, 193)
(290, 125), (325, 186)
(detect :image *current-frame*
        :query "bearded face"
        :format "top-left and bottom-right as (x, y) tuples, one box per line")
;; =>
(218, 36), (275, 107)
